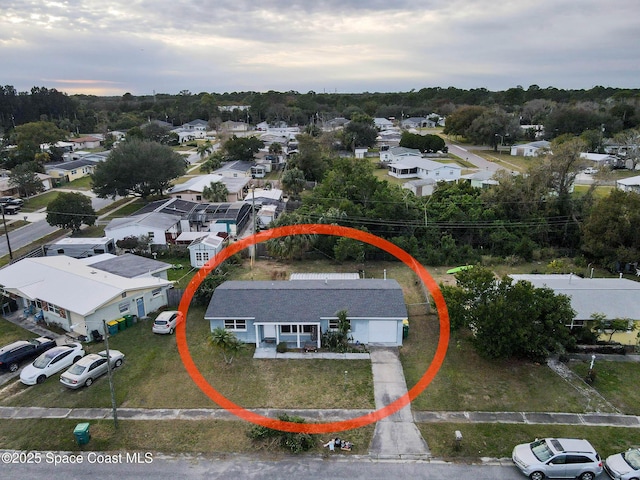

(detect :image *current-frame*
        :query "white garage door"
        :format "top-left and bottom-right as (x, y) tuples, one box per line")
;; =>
(368, 320), (398, 344)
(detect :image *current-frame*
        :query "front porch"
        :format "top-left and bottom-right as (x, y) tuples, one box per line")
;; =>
(254, 321), (321, 351)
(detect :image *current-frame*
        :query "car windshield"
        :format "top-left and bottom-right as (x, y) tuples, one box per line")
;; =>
(33, 352), (57, 369)
(623, 449), (640, 470)
(67, 364), (86, 375)
(155, 320), (167, 325)
(531, 439), (554, 462)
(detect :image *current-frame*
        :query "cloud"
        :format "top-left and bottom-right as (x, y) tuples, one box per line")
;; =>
(1, 0), (639, 95)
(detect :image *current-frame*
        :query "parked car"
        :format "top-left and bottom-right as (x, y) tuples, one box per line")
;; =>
(584, 167), (598, 174)
(0, 196), (13, 204)
(2, 204), (21, 215)
(60, 350), (125, 389)
(19, 343), (85, 385)
(152, 310), (181, 335)
(0, 337), (57, 372)
(7, 198), (24, 206)
(604, 447), (640, 480)
(512, 438), (603, 480)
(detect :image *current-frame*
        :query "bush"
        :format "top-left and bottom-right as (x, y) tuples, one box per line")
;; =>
(276, 341), (288, 353)
(247, 414), (316, 454)
(585, 369), (597, 385)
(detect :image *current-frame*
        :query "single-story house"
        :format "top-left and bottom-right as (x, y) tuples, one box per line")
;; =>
(45, 158), (99, 184)
(214, 160), (254, 178)
(69, 136), (102, 150)
(579, 152), (619, 168)
(0, 255), (173, 337)
(105, 211), (184, 246)
(401, 117), (436, 129)
(510, 141), (551, 157)
(169, 174), (226, 202)
(402, 178), (437, 197)
(44, 237), (116, 258)
(189, 202), (252, 237)
(186, 232), (226, 268)
(82, 253), (172, 281)
(374, 118), (394, 130)
(460, 170), (500, 189)
(509, 274), (640, 345)
(380, 146), (421, 163)
(388, 156), (462, 182)
(205, 278), (409, 349)
(616, 175), (640, 193)
(0, 173), (53, 197)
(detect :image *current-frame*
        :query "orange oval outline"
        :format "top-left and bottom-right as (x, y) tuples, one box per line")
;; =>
(176, 224), (449, 433)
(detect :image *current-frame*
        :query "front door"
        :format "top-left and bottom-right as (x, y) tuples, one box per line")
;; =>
(136, 298), (145, 318)
(263, 324), (276, 340)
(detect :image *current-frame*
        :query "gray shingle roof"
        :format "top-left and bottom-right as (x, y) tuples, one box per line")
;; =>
(88, 253), (171, 278)
(205, 279), (407, 323)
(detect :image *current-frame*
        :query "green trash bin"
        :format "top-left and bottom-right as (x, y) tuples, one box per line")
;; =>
(73, 423), (90, 445)
(124, 314), (134, 328)
(117, 317), (127, 331)
(107, 320), (119, 335)
(402, 319), (409, 339)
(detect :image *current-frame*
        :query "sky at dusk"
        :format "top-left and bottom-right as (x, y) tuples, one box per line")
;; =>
(2, 0), (639, 96)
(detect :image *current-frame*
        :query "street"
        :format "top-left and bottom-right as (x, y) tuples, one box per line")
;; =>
(0, 451), (524, 480)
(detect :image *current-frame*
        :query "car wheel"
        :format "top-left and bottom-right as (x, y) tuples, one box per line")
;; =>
(36, 375), (46, 384)
(114, 359), (123, 368)
(73, 356), (82, 363)
(8, 363), (19, 372)
(529, 472), (544, 480)
(169, 328), (174, 335)
(579, 473), (595, 480)
(85, 378), (93, 387)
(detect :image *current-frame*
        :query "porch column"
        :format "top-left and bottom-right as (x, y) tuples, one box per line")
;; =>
(275, 325), (280, 346)
(296, 324), (301, 348)
(316, 323), (321, 349)
(254, 323), (260, 349)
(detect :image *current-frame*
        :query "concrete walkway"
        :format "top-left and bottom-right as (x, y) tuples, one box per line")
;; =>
(368, 347), (431, 459)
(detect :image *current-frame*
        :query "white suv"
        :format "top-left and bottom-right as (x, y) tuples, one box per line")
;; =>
(152, 311), (181, 335)
(512, 438), (603, 480)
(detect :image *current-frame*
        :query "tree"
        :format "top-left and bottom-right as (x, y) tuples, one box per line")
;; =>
(445, 266), (575, 361)
(202, 181), (228, 202)
(208, 327), (245, 365)
(46, 192), (97, 232)
(341, 113), (377, 150)
(590, 313), (636, 343)
(281, 167), (306, 198)
(200, 151), (224, 173)
(92, 140), (186, 198)
(289, 134), (329, 181)
(6, 121), (68, 168)
(9, 163), (45, 197)
(442, 106), (486, 137)
(223, 135), (264, 161)
(197, 140), (213, 159)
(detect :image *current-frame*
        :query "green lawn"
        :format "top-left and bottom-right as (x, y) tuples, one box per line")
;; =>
(59, 176), (93, 190)
(22, 191), (61, 212)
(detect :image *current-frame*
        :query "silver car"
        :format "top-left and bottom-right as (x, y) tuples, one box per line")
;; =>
(512, 438), (603, 480)
(60, 350), (124, 389)
(604, 448), (640, 480)
(152, 310), (181, 335)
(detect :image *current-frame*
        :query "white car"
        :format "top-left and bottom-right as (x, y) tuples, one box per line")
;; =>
(604, 448), (640, 480)
(584, 167), (598, 174)
(152, 310), (181, 335)
(60, 350), (124, 389)
(20, 343), (85, 385)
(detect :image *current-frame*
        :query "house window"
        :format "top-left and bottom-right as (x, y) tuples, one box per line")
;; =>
(281, 325), (296, 334)
(148, 232), (155, 239)
(196, 195), (202, 201)
(71, 170), (77, 175)
(329, 319), (351, 330)
(118, 302), (129, 314)
(195, 252), (210, 263)
(152, 288), (161, 297)
(121, 292), (127, 298)
(224, 319), (246, 331)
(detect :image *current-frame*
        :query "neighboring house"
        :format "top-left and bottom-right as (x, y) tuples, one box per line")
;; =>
(617, 174), (640, 193)
(169, 174), (226, 203)
(45, 158), (99, 185)
(509, 274), (640, 345)
(374, 118), (394, 130)
(376, 130), (402, 147)
(0, 173), (52, 197)
(460, 170), (500, 189)
(246, 188), (284, 226)
(354, 148), (368, 159)
(579, 152), (619, 168)
(519, 124), (545, 139)
(69, 136), (102, 150)
(401, 117), (436, 129)
(205, 278), (409, 349)
(44, 237), (116, 258)
(380, 146), (422, 163)
(105, 211), (184, 246)
(83, 253), (172, 281)
(0, 256), (173, 337)
(219, 121), (249, 132)
(186, 232), (226, 268)
(214, 160), (254, 178)
(63, 150), (109, 163)
(510, 140), (551, 157)
(189, 202), (252, 237)
(388, 156), (462, 182)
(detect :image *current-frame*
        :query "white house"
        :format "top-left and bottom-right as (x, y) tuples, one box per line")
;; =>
(355, 148), (368, 159)
(579, 152), (619, 168)
(380, 146), (422, 163)
(44, 237), (116, 258)
(617, 175), (640, 193)
(402, 178), (438, 197)
(169, 174), (226, 202)
(388, 156), (462, 182)
(374, 118), (394, 130)
(0, 256), (173, 337)
(510, 141), (551, 157)
(105, 211), (183, 246)
(460, 170), (500, 189)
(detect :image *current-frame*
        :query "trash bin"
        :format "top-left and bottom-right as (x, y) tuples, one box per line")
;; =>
(107, 320), (119, 335)
(402, 319), (409, 339)
(73, 422), (91, 445)
(124, 314), (134, 328)
(117, 317), (127, 331)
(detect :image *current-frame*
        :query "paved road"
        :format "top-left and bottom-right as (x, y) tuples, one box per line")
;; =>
(0, 451), (523, 480)
(447, 144), (503, 172)
(0, 220), (60, 257)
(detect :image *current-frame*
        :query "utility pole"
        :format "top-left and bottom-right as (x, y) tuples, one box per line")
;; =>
(250, 185), (256, 269)
(102, 320), (119, 429)
(1, 204), (13, 260)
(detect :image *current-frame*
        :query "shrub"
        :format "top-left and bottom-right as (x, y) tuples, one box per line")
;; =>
(247, 414), (316, 454)
(276, 341), (288, 353)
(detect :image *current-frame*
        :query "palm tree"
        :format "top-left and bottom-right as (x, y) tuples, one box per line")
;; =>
(209, 327), (245, 365)
(202, 181), (229, 202)
(197, 140), (213, 159)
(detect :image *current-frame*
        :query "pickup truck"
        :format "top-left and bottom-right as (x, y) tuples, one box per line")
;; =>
(0, 337), (57, 372)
